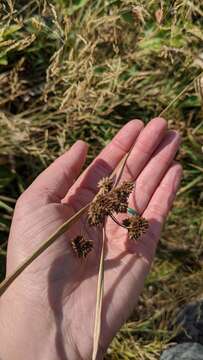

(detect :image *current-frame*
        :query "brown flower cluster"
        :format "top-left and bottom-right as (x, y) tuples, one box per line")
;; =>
(88, 178), (134, 226)
(113, 181), (134, 213)
(71, 235), (93, 258)
(97, 177), (114, 194)
(70, 177), (145, 259)
(123, 216), (149, 241)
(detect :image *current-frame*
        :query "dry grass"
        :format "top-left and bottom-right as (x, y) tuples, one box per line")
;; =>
(0, 0), (203, 358)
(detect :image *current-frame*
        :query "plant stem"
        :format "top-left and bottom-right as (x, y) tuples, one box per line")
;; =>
(110, 214), (126, 229)
(0, 202), (90, 296)
(112, 143), (134, 187)
(159, 73), (202, 117)
(92, 146), (134, 359)
(92, 226), (105, 360)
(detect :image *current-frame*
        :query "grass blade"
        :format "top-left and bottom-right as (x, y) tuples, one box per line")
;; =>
(159, 73), (203, 117)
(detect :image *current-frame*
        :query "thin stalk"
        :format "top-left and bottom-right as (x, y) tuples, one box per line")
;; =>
(0, 196), (16, 203)
(92, 226), (105, 360)
(0, 200), (13, 214)
(112, 143), (134, 187)
(177, 174), (202, 195)
(92, 146), (134, 359)
(159, 73), (202, 117)
(110, 214), (126, 229)
(0, 203), (90, 296)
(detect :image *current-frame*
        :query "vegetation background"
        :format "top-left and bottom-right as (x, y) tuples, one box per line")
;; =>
(0, 0), (202, 358)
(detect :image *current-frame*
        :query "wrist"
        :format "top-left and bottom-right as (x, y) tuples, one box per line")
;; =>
(0, 286), (87, 360)
(0, 288), (57, 360)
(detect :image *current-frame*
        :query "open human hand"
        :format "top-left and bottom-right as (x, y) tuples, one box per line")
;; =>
(0, 118), (182, 360)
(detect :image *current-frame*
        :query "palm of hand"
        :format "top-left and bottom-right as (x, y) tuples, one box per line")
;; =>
(4, 118), (181, 360)
(8, 193), (147, 359)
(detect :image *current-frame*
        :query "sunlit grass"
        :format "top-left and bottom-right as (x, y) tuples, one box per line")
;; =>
(0, 0), (203, 358)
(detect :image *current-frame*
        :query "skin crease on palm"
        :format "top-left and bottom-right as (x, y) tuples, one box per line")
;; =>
(0, 118), (182, 360)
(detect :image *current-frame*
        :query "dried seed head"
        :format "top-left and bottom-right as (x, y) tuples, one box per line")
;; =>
(123, 216), (149, 241)
(71, 235), (93, 258)
(88, 180), (134, 226)
(98, 176), (114, 194)
(88, 193), (116, 226)
(112, 181), (134, 213)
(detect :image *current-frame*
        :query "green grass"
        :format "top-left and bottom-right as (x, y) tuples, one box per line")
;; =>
(0, 0), (203, 358)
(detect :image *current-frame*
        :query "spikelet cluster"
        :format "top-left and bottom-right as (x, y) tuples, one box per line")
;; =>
(71, 235), (93, 258)
(112, 181), (134, 213)
(123, 216), (149, 241)
(97, 177), (114, 194)
(88, 178), (134, 226)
